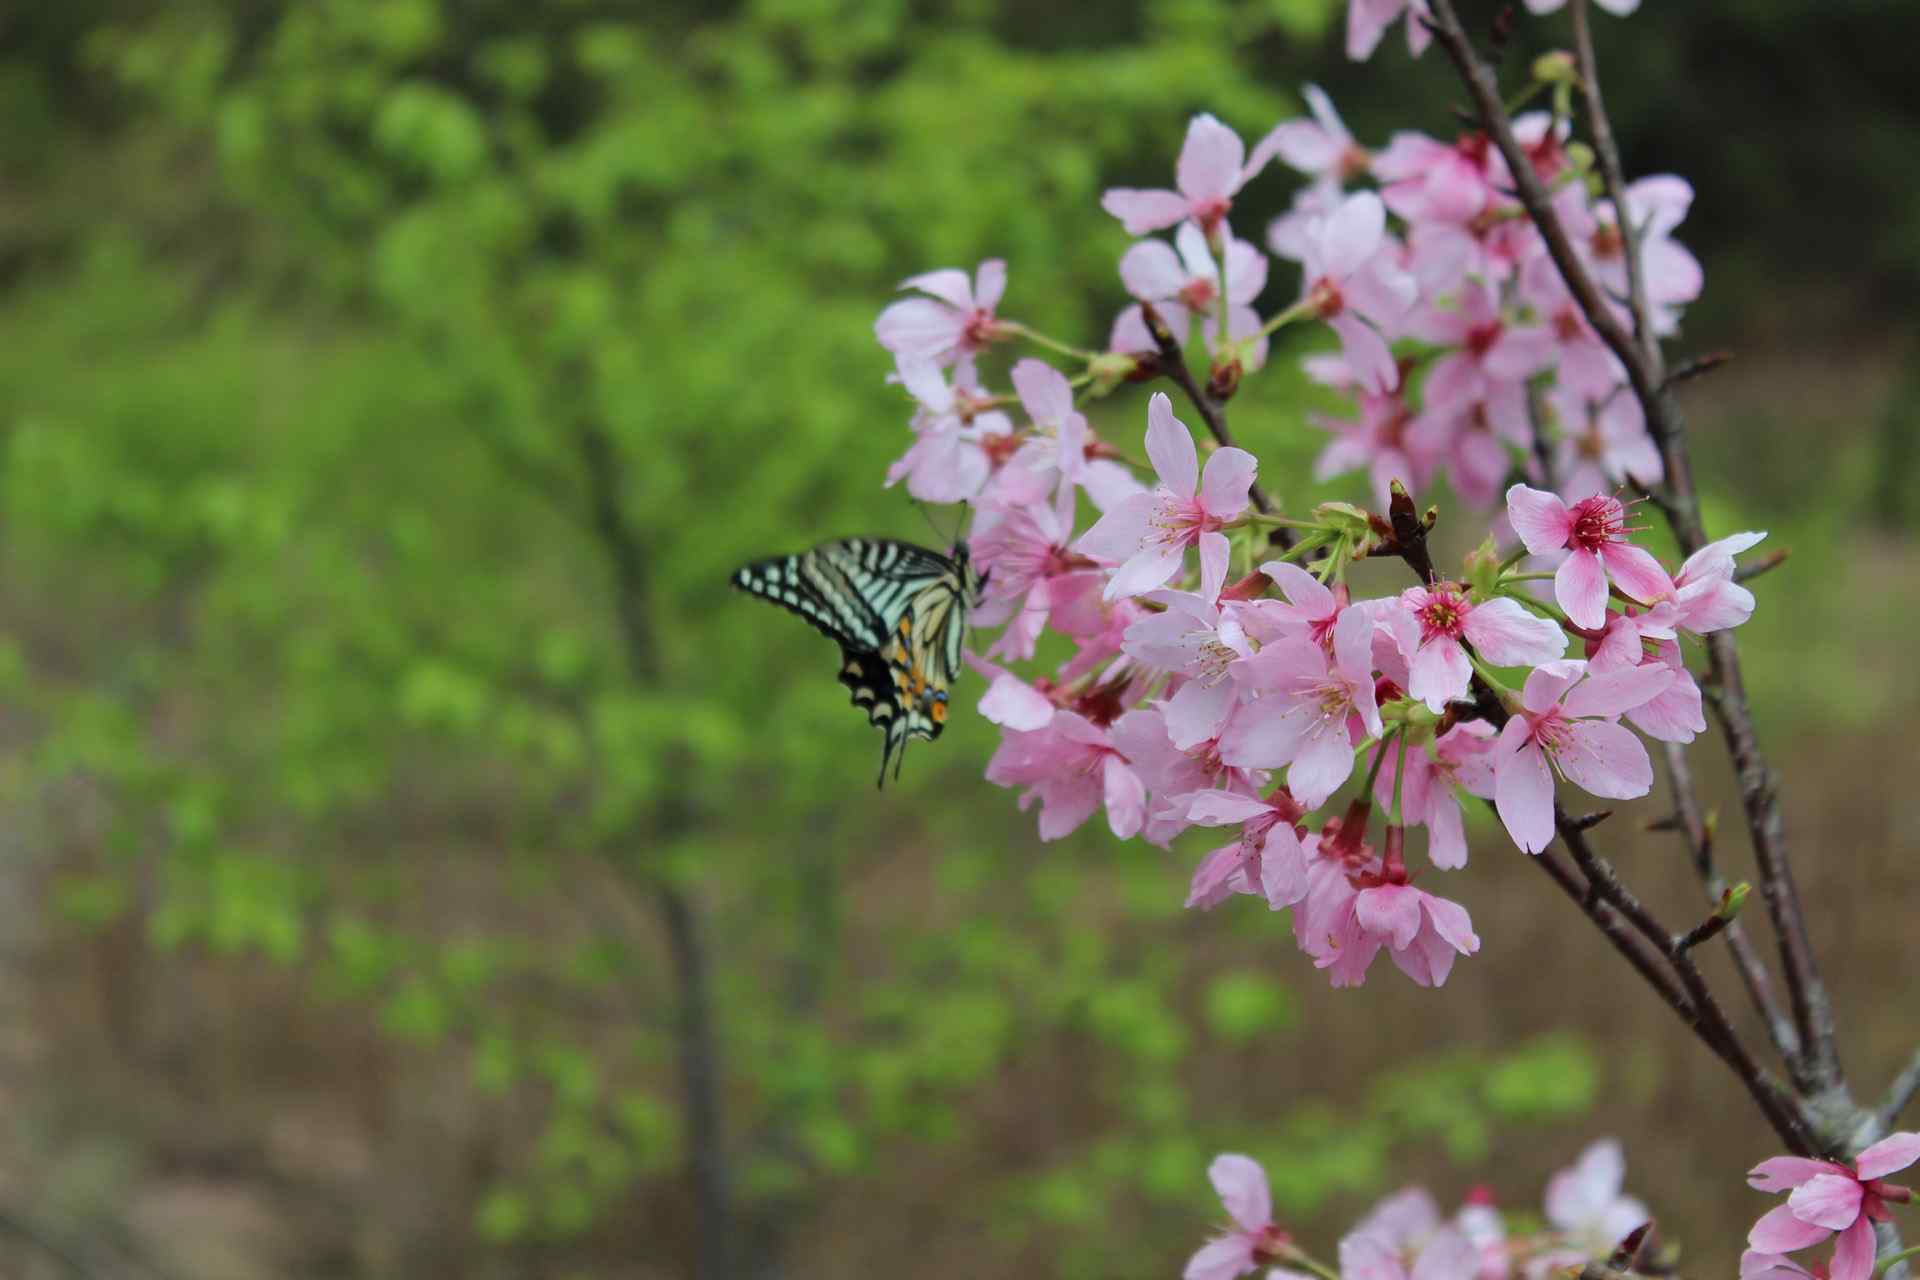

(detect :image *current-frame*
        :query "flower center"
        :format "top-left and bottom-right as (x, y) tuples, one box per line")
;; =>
(1568, 494), (1629, 552)
(1590, 223), (1625, 261)
(1307, 276), (1344, 319)
(962, 307), (999, 349)
(1415, 589), (1470, 641)
(1193, 197), (1232, 236)
(1553, 306), (1585, 343)
(1465, 320), (1503, 359)
(1178, 277), (1219, 311)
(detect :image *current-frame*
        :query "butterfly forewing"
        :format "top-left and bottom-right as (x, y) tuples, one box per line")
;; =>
(733, 537), (983, 786)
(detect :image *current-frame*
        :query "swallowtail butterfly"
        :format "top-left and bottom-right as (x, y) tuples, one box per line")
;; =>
(732, 538), (986, 787)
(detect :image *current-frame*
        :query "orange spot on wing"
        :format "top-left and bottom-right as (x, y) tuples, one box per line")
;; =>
(930, 701), (947, 724)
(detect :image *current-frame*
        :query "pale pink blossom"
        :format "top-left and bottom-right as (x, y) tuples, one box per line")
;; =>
(1186, 1154), (1291, 1280)
(1374, 130), (1499, 226)
(1300, 191), (1419, 393)
(1511, 253), (1628, 400)
(1343, 1191), (1481, 1280)
(968, 483), (1105, 662)
(1124, 579), (1257, 748)
(1238, 560), (1351, 649)
(1408, 382), (1532, 509)
(1220, 607), (1383, 807)
(1112, 222), (1271, 369)
(1346, 0), (1434, 62)
(1313, 385), (1439, 509)
(1104, 114), (1266, 238)
(1409, 281), (1555, 417)
(1546, 1140), (1651, 1256)
(1494, 660), (1673, 853)
(1370, 721), (1500, 870)
(874, 260), (1008, 365)
(1076, 393), (1257, 600)
(1506, 484), (1675, 629)
(1587, 614), (1706, 745)
(1393, 583), (1568, 712)
(985, 709), (1145, 841)
(1639, 531), (1767, 639)
(1745, 1134), (1920, 1280)
(1257, 84), (1370, 185)
(1551, 387), (1662, 502)
(1570, 177), (1703, 337)
(1181, 786), (1310, 909)
(884, 358), (1013, 503)
(1111, 709), (1266, 849)
(1268, 179), (1346, 262)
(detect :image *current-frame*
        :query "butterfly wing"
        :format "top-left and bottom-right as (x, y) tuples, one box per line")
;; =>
(734, 537), (980, 787)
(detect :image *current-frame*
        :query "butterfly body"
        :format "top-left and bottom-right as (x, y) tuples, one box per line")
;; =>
(732, 537), (985, 786)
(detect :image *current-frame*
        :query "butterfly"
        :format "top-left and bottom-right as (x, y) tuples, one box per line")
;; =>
(732, 537), (986, 787)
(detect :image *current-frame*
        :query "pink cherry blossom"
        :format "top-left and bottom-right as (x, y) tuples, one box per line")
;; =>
(1111, 709), (1266, 849)
(1112, 222), (1271, 370)
(1639, 530), (1767, 638)
(1374, 130), (1499, 227)
(1587, 614), (1706, 745)
(1344, 849), (1482, 987)
(884, 358), (1014, 504)
(1506, 484), (1676, 629)
(1409, 280), (1555, 418)
(1408, 382), (1532, 509)
(1300, 191), (1419, 393)
(968, 483), (1105, 662)
(1238, 561), (1351, 650)
(967, 654), (1057, 732)
(1258, 84), (1370, 185)
(1313, 384), (1439, 510)
(1075, 393), (1257, 600)
(1346, 0), (1434, 62)
(1124, 580), (1257, 748)
(1104, 114), (1267, 238)
(984, 709), (1145, 841)
(1343, 1197), (1480, 1280)
(874, 260), (1008, 366)
(1566, 177), (1703, 337)
(1493, 659), (1673, 853)
(1220, 607), (1383, 807)
(1186, 1154), (1292, 1280)
(1178, 786), (1309, 909)
(1745, 1133), (1920, 1280)
(1393, 583), (1568, 712)
(1546, 1139), (1651, 1255)
(1511, 253), (1629, 400)
(1550, 387), (1662, 502)
(1371, 721), (1500, 869)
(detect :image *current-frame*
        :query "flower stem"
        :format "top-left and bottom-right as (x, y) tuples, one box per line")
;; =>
(1001, 321), (1094, 362)
(1390, 732), (1410, 825)
(1259, 298), (1316, 339)
(1362, 730), (1397, 801)
(1878, 1246), (1920, 1277)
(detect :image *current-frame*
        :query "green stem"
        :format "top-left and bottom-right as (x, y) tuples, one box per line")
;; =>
(1001, 321), (1094, 362)
(1503, 570), (1557, 582)
(1361, 729), (1397, 800)
(1238, 512), (1329, 532)
(1259, 298), (1316, 339)
(1498, 545), (1533, 573)
(1390, 732), (1410, 825)
(1468, 655), (1521, 705)
(1282, 1252), (1344, 1280)
(1877, 1246), (1920, 1277)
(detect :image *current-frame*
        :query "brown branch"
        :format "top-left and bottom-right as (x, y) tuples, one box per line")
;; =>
(1425, 0), (1846, 1106)
(1571, 0), (1657, 369)
(1139, 302), (1293, 549)
(1661, 741), (1801, 1067)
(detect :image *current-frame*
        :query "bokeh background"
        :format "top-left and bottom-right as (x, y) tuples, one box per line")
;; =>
(1, 1), (1918, 1277)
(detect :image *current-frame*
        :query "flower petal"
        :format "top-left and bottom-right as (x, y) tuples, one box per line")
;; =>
(1599, 542), (1676, 605)
(1494, 737), (1556, 854)
(1556, 718), (1655, 800)
(1179, 113), (1248, 203)
(1561, 662), (1674, 719)
(1750, 1158), (1848, 1193)
(1555, 547), (1612, 630)
(1787, 1174), (1865, 1232)
(1102, 187), (1194, 236)
(1829, 1216), (1876, 1280)
(1505, 483), (1574, 554)
(1147, 392), (1201, 496)
(1747, 1203), (1834, 1255)
(1260, 822), (1310, 908)
(1855, 1133), (1920, 1180)
(1184, 1234), (1258, 1280)
(1462, 596), (1568, 666)
(1200, 447), (1259, 519)
(1208, 1152), (1273, 1232)
(1120, 238), (1192, 301)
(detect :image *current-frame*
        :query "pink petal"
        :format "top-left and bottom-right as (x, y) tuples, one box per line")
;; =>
(1333, 604), (1379, 685)
(1329, 313), (1398, 394)
(899, 267), (974, 310)
(1355, 883), (1424, 949)
(1426, 789), (1468, 869)
(1261, 823), (1310, 907)
(1184, 791), (1274, 826)
(1494, 737), (1556, 854)
(1011, 358), (1074, 426)
(973, 259), (1007, 311)
(1287, 719), (1357, 808)
(1200, 447), (1258, 519)
(1556, 718), (1654, 800)
(1561, 663), (1674, 718)
(1320, 191), (1387, 280)
(1749, 1158), (1847, 1194)
(1422, 894), (1479, 954)
(1521, 659), (1588, 714)
(1106, 545), (1189, 601)
(1679, 530), (1767, 584)
(1262, 560), (1337, 620)
(1829, 1216), (1876, 1280)
(1412, 1227), (1480, 1280)
(1742, 1251), (1815, 1280)
(1165, 678), (1239, 751)
(1787, 1174), (1865, 1232)
(1185, 1234), (1258, 1280)
(979, 675), (1054, 730)
(1748, 1204), (1834, 1255)
(1854, 1132), (1920, 1180)
(1462, 596), (1568, 667)
(1505, 484), (1574, 554)
(1146, 393), (1201, 495)
(1198, 531), (1232, 605)
(1208, 1153), (1273, 1232)
(1187, 842), (1251, 910)
(1103, 756), (1147, 839)
(1599, 542), (1676, 605)
(1555, 548), (1612, 630)
(1263, 119), (1341, 175)
(1409, 637), (1471, 712)
(1345, 0), (1406, 62)
(1102, 188), (1193, 236)
(1075, 492), (1154, 562)
(1121, 238), (1192, 301)
(875, 297), (966, 359)
(1178, 113), (1247, 203)
(1546, 1139), (1626, 1228)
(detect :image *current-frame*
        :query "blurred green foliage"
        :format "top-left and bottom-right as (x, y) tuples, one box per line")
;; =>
(1, 0), (1915, 1273)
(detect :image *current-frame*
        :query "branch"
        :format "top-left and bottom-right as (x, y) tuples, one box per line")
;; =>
(1660, 741), (1802, 1067)
(1140, 302), (1293, 549)
(1425, 0), (1846, 1101)
(1880, 1044), (1920, 1128)
(1570, 0), (1657, 368)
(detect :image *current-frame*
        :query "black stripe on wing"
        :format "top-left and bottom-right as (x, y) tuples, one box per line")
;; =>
(731, 552), (886, 652)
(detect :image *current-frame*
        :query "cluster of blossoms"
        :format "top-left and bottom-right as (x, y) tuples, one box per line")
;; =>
(871, 69), (1761, 991)
(1186, 1140), (1652, 1280)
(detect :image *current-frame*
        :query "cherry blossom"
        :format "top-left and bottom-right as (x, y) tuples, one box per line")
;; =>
(1409, 280), (1555, 418)
(1313, 384), (1438, 510)
(1124, 580), (1256, 748)
(1111, 708), (1264, 849)
(874, 260), (1008, 365)
(1104, 114), (1267, 238)
(1186, 1154), (1293, 1280)
(1346, 0), (1434, 63)
(984, 709), (1145, 841)
(884, 358), (1013, 504)
(1075, 393), (1257, 600)
(1220, 607), (1384, 807)
(1587, 614), (1706, 745)
(1111, 222), (1271, 369)
(1408, 382), (1532, 510)
(1299, 191), (1419, 393)
(1178, 786), (1310, 909)
(1493, 659), (1673, 853)
(1550, 387), (1662, 502)
(1343, 1185), (1482, 1280)
(1259, 84), (1370, 186)
(1392, 583), (1568, 712)
(1373, 722), (1500, 869)
(1506, 484), (1675, 630)
(1744, 1134), (1920, 1280)
(1640, 530), (1768, 638)
(1543, 1139), (1651, 1260)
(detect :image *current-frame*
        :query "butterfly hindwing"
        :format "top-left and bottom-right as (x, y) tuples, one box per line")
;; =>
(734, 537), (982, 787)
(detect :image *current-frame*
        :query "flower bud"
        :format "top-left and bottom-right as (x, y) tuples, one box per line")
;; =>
(1533, 50), (1578, 85)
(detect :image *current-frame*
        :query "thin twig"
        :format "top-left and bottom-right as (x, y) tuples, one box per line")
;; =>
(1425, 0), (1846, 1105)
(1139, 302), (1294, 549)
(1879, 1044), (1920, 1128)
(1571, 0), (1657, 369)
(1734, 549), (1791, 584)
(1662, 741), (1802, 1067)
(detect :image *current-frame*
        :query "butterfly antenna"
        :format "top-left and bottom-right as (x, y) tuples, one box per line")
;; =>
(910, 498), (947, 545)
